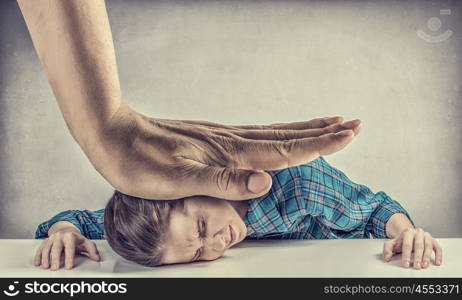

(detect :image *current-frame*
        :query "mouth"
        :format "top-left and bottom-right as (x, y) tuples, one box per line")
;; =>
(228, 225), (235, 247)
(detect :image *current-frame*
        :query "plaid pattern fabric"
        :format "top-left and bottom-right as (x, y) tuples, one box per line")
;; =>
(35, 209), (105, 240)
(244, 156), (414, 240)
(35, 156), (414, 240)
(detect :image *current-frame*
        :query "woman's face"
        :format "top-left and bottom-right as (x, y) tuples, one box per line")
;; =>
(160, 196), (248, 265)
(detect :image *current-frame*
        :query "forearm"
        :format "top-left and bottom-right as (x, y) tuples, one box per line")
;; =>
(385, 213), (415, 239)
(48, 221), (80, 236)
(17, 0), (122, 156)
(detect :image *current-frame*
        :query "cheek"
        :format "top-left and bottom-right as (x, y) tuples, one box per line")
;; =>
(208, 206), (235, 224)
(234, 218), (248, 240)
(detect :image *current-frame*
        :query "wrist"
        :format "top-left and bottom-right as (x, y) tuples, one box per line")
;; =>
(48, 221), (80, 236)
(84, 101), (142, 190)
(385, 213), (415, 239)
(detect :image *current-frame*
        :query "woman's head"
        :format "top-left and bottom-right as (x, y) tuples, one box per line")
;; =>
(104, 191), (247, 266)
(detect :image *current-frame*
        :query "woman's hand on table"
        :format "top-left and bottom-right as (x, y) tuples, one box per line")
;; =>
(34, 222), (100, 271)
(383, 227), (442, 269)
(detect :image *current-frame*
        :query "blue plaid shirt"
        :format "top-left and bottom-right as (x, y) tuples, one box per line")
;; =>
(35, 156), (414, 240)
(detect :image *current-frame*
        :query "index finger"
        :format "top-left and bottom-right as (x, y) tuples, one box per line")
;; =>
(176, 116), (344, 131)
(382, 240), (395, 262)
(235, 116), (344, 130)
(34, 242), (45, 266)
(242, 116), (343, 130)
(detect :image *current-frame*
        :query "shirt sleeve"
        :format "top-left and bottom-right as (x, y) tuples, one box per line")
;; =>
(35, 209), (105, 240)
(300, 156), (415, 239)
(364, 190), (415, 238)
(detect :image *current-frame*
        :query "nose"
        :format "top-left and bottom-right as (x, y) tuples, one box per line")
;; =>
(204, 234), (227, 252)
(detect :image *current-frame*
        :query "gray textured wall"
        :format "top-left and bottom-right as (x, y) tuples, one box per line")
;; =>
(0, 0), (461, 238)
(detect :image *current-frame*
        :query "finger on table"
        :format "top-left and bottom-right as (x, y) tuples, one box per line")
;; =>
(401, 230), (414, 268)
(64, 240), (76, 269)
(422, 232), (433, 269)
(40, 240), (53, 269)
(412, 229), (425, 270)
(50, 239), (64, 270)
(382, 240), (396, 262)
(433, 238), (443, 266)
(82, 239), (101, 262)
(34, 242), (45, 266)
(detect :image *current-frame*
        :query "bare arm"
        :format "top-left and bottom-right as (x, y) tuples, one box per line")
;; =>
(17, 0), (121, 159)
(17, 0), (361, 201)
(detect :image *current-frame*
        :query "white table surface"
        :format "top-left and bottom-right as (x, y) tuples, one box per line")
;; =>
(0, 238), (459, 278)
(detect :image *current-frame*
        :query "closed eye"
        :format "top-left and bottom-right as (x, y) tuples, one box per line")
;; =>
(192, 217), (206, 262)
(200, 217), (207, 238)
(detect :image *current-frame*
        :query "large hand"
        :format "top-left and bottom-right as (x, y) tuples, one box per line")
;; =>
(17, 0), (360, 202)
(92, 102), (362, 200)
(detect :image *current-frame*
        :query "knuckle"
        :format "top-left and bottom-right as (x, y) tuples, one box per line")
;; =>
(273, 129), (294, 141)
(281, 138), (297, 154)
(280, 140), (298, 163)
(202, 136), (243, 168)
(215, 167), (238, 193)
(326, 124), (339, 134)
(272, 142), (288, 161)
(61, 233), (73, 241)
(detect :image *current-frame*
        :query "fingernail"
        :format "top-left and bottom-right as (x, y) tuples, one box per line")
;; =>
(415, 261), (421, 269)
(422, 261), (428, 268)
(404, 261), (410, 268)
(247, 173), (268, 194)
(335, 130), (353, 137)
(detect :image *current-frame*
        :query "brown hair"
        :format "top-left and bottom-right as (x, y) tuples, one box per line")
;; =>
(104, 190), (184, 267)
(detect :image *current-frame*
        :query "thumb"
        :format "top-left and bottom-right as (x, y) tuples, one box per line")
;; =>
(181, 160), (272, 200)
